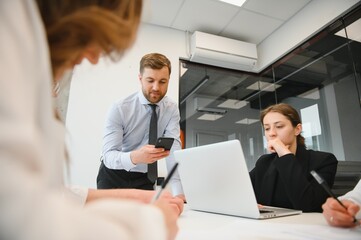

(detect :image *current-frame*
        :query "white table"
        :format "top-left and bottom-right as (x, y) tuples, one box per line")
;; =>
(176, 206), (361, 240)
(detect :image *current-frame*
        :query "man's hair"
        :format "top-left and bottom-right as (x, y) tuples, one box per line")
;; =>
(36, 0), (143, 76)
(260, 103), (305, 147)
(139, 53), (171, 75)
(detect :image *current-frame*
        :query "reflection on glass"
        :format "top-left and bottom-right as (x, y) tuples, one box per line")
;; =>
(300, 104), (322, 150)
(179, 5), (361, 169)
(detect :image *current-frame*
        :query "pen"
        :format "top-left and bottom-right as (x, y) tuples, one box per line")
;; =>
(310, 170), (358, 224)
(151, 163), (179, 203)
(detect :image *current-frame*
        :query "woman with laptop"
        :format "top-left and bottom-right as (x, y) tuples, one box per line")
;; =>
(250, 103), (337, 212)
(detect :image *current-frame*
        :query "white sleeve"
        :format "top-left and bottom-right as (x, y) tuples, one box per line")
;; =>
(2, 162), (167, 240)
(84, 200), (167, 240)
(340, 180), (361, 219)
(165, 104), (184, 196)
(0, 1), (168, 240)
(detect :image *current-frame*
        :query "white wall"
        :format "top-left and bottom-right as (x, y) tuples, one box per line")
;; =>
(66, 24), (187, 188)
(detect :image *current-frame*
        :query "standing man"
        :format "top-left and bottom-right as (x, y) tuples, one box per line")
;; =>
(97, 53), (185, 201)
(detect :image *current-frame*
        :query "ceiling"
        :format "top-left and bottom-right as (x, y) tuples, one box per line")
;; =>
(139, 0), (361, 126)
(140, 0), (361, 100)
(57, 0), (360, 127)
(142, 0), (312, 45)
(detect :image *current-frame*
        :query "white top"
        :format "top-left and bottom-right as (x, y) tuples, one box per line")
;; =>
(340, 180), (361, 219)
(0, 1), (167, 240)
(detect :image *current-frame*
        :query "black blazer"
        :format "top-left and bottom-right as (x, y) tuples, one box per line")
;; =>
(250, 145), (337, 212)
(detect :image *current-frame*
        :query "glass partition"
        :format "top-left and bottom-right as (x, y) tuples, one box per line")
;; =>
(179, 4), (361, 169)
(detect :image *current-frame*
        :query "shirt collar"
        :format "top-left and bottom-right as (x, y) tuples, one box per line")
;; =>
(138, 91), (165, 106)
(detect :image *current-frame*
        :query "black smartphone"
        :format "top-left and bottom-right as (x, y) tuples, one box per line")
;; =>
(155, 137), (174, 150)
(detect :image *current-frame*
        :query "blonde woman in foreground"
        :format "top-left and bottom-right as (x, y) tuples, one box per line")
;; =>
(0, 1), (181, 240)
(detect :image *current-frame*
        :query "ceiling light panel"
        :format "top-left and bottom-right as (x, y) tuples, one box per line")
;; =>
(246, 81), (281, 92)
(198, 114), (224, 121)
(235, 118), (259, 125)
(218, 99), (248, 109)
(218, 0), (247, 7)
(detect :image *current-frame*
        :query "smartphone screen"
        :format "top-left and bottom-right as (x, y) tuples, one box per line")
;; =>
(155, 137), (174, 150)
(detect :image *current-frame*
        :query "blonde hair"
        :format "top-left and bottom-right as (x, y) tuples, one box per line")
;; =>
(36, 0), (142, 76)
(260, 103), (305, 147)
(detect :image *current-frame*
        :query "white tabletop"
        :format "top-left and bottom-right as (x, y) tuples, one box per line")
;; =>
(176, 205), (361, 240)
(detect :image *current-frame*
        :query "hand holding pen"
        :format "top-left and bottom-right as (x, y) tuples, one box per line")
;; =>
(322, 197), (360, 227)
(149, 163), (184, 216)
(310, 170), (360, 227)
(151, 163), (179, 203)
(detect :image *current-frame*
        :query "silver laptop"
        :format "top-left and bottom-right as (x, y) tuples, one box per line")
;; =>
(174, 140), (302, 219)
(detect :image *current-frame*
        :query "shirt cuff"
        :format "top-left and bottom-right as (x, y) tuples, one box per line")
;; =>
(122, 151), (136, 171)
(339, 195), (361, 219)
(171, 180), (184, 197)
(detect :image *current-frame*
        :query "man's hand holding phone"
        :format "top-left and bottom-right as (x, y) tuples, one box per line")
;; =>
(130, 137), (174, 165)
(155, 137), (174, 150)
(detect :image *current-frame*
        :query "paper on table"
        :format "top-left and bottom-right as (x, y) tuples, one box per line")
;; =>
(227, 221), (361, 240)
(177, 220), (361, 240)
(282, 224), (361, 240)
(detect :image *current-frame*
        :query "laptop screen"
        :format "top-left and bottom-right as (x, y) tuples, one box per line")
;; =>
(175, 140), (301, 219)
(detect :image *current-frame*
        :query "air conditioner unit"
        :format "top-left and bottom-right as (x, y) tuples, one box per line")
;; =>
(190, 31), (257, 72)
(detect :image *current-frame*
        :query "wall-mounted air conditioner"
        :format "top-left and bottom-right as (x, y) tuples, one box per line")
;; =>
(190, 31), (258, 72)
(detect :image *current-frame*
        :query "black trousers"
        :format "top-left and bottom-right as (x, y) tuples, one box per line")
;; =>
(97, 162), (154, 190)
